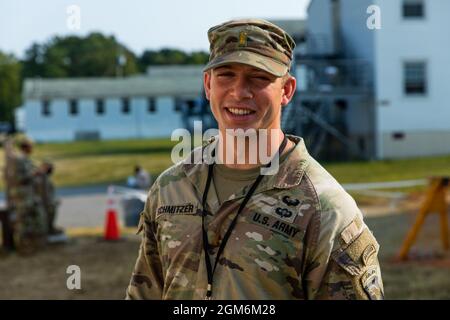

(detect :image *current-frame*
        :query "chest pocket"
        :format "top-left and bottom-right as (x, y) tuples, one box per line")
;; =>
(153, 203), (203, 269)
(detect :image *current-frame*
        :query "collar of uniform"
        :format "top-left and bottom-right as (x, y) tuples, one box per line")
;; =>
(226, 135), (310, 202)
(267, 134), (309, 190)
(181, 138), (221, 212)
(181, 134), (310, 208)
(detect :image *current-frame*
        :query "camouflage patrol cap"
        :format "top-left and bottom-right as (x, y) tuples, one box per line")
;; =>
(204, 19), (296, 77)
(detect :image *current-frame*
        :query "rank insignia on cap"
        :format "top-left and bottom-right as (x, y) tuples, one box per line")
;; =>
(238, 31), (247, 47)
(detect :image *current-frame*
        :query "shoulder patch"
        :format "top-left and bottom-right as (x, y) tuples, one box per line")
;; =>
(361, 265), (384, 300)
(332, 227), (380, 276)
(362, 244), (377, 266)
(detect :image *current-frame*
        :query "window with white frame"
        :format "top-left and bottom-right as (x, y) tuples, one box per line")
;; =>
(96, 99), (105, 115)
(403, 0), (425, 19)
(174, 99), (182, 112)
(69, 99), (78, 115)
(122, 97), (130, 114)
(404, 61), (427, 95)
(42, 99), (51, 116)
(148, 98), (156, 113)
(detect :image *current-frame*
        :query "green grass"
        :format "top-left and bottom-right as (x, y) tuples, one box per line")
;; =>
(324, 156), (450, 183)
(31, 138), (176, 159)
(325, 156), (450, 201)
(1, 138), (450, 189)
(0, 138), (177, 189)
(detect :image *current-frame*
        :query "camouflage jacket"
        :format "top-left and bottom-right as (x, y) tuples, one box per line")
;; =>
(126, 135), (384, 300)
(7, 154), (36, 203)
(34, 172), (57, 209)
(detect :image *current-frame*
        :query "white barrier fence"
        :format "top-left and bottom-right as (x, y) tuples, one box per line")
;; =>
(343, 179), (428, 200)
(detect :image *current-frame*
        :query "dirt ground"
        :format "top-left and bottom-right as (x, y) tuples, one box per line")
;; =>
(366, 210), (450, 299)
(0, 233), (139, 299)
(1, 202), (449, 300)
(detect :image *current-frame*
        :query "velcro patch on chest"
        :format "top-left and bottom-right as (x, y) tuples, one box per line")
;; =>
(251, 211), (303, 239)
(251, 194), (309, 224)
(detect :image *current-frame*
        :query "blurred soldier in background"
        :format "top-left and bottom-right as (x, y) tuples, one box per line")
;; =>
(2, 136), (16, 251)
(127, 165), (151, 190)
(3, 136), (15, 219)
(4, 136), (47, 254)
(135, 165), (151, 190)
(34, 160), (64, 238)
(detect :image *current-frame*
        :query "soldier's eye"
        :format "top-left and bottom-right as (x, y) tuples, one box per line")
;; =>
(217, 72), (234, 77)
(253, 75), (270, 81)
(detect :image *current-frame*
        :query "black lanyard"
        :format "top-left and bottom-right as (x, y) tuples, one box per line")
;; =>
(201, 135), (288, 299)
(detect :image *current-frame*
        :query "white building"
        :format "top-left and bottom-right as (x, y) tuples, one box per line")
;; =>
(17, 20), (305, 144)
(18, 6), (449, 159)
(18, 66), (205, 142)
(301, 0), (450, 159)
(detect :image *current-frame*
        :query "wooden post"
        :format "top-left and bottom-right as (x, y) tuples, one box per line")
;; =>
(398, 177), (449, 260)
(438, 178), (449, 250)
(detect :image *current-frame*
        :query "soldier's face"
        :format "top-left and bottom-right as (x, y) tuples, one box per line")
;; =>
(204, 63), (296, 132)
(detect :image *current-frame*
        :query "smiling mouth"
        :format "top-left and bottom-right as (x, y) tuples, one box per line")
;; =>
(225, 107), (256, 116)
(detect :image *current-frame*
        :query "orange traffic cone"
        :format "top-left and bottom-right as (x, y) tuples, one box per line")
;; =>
(104, 186), (120, 241)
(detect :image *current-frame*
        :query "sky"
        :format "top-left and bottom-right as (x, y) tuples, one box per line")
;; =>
(1, 0), (311, 59)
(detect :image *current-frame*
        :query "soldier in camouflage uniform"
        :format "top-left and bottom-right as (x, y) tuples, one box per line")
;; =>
(7, 137), (47, 253)
(126, 19), (384, 300)
(34, 160), (63, 236)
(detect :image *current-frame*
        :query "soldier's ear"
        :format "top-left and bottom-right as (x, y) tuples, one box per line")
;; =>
(281, 76), (296, 107)
(203, 71), (211, 101)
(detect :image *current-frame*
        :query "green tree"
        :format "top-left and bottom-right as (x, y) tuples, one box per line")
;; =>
(138, 48), (209, 71)
(22, 33), (139, 78)
(186, 51), (209, 65)
(22, 43), (45, 78)
(0, 51), (22, 123)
